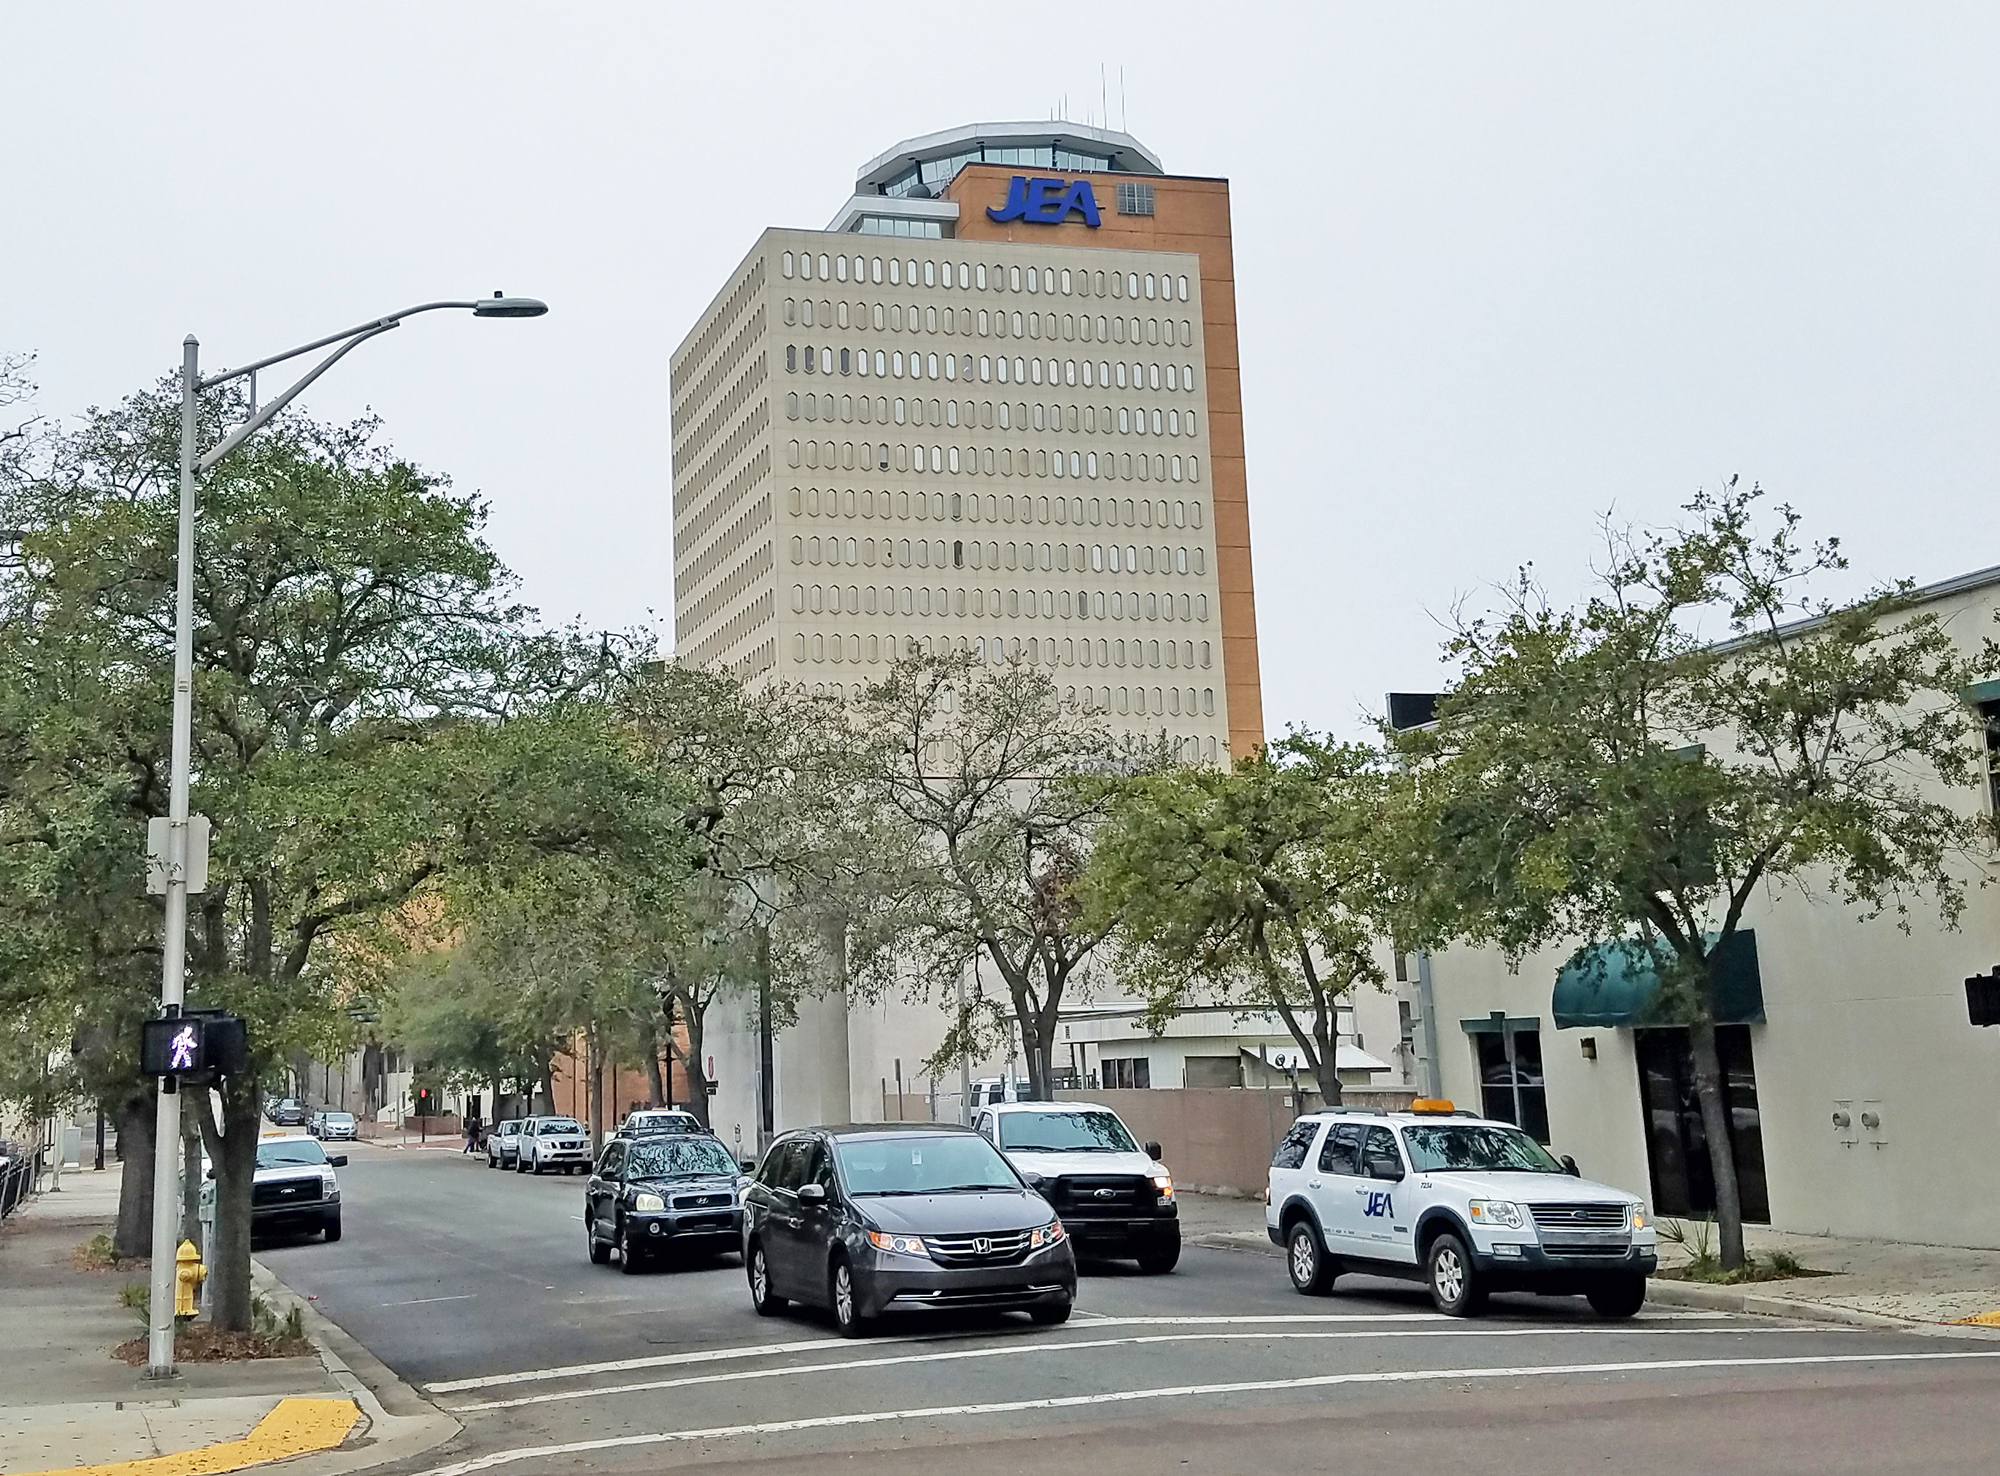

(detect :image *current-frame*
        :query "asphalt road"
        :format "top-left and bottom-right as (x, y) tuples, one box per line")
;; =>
(260, 1139), (2000, 1475)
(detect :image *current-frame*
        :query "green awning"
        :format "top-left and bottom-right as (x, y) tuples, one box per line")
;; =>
(1552, 931), (1764, 1029)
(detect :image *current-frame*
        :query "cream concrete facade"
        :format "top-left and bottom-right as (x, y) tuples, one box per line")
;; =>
(671, 230), (1233, 761)
(1417, 567), (2000, 1250)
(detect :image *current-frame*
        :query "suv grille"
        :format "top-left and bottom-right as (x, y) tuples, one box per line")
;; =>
(254, 1178), (323, 1208)
(1047, 1175), (1151, 1219)
(673, 1192), (732, 1210)
(926, 1230), (1031, 1265)
(1528, 1202), (1627, 1229)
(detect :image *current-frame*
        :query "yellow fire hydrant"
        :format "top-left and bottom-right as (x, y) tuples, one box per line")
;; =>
(174, 1239), (206, 1319)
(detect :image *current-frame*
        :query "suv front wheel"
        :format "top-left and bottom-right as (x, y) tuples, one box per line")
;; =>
(1285, 1219), (1338, 1296)
(1586, 1273), (1646, 1318)
(1426, 1232), (1486, 1316)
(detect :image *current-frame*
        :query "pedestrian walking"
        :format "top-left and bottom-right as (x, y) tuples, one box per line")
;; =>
(463, 1112), (481, 1155)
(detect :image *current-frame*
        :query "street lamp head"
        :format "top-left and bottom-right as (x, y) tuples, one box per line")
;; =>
(472, 291), (548, 319)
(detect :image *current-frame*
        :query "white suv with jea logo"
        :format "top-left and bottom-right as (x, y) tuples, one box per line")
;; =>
(1265, 1106), (1656, 1317)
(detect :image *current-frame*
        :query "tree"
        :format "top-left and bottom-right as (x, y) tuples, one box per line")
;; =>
(623, 665), (862, 1132)
(0, 381), (624, 1327)
(1392, 486), (1985, 1269)
(1082, 734), (1391, 1104)
(850, 651), (1151, 1101)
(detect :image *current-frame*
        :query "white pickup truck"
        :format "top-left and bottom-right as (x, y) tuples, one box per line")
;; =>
(975, 1100), (1180, 1273)
(1265, 1105), (1656, 1316)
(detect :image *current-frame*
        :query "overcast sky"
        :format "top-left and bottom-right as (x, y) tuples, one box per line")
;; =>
(6, 4), (1996, 738)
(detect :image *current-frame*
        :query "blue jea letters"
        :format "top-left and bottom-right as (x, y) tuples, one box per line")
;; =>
(988, 176), (1102, 227)
(1362, 1191), (1395, 1218)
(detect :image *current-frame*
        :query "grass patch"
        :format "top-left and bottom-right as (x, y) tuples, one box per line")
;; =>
(74, 1233), (146, 1272)
(111, 1283), (310, 1358)
(1656, 1219), (1833, 1283)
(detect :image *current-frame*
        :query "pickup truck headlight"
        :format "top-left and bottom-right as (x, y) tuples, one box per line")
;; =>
(320, 1171), (340, 1199)
(867, 1230), (930, 1256)
(632, 1191), (666, 1212)
(1467, 1199), (1526, 1230)
(1151, 1173), (1175, 1205)
(1628, 1204), (1649, 1230)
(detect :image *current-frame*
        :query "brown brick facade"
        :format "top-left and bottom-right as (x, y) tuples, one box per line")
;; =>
(946, 164), (1265, 756)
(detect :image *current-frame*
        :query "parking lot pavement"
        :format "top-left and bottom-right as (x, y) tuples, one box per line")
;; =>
(266, 1145), (2000, 1476)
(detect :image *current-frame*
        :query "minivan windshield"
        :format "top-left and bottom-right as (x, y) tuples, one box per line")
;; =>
(256, 1139), (327, 1169)
(627, 1137), (737, 1180)
(1401, 1124), (1565, 1175)
(323, 1113), (354, 1125)
(835, 1134), (1021, 1196)
(998, 1109), (1136, 1154)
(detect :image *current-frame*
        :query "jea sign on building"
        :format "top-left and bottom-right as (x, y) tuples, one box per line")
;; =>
(987, 176), (1102, 227)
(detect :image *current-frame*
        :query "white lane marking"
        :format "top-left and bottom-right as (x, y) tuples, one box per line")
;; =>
(444, 1324), (1847, 1412)
(415, 1350), (2000, 1474)
(381, 1294), (479, 1308)
(422, 1310), (1729, 1394)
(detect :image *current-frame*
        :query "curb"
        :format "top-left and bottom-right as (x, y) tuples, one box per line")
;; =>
(1643, 1277), (2000, 1341)
(1192, 1229), (2000, 1341)
(249, 1259), (462, 1473)
(9, 1399), (362, 1476)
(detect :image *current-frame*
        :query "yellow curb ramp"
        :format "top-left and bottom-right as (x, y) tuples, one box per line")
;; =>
(1957, 1310), (2000, 1327)
(12, 1398), (360, 1476)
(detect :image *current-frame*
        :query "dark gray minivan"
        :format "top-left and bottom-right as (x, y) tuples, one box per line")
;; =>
(742, 1123), (1077, 1336)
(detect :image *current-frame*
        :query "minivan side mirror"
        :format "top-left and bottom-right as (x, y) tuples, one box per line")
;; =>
(328, 1154), (348, 1168)
(797, 1183), (827, 1205)
(1561, 1154), (1581, 1177)
(1144, 1141), (1163, 1162)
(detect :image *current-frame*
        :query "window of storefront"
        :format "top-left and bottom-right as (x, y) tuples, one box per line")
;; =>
(1101, 1057), (1151, 1089)
(1634, 1026), (1770, 1222)
(1469, 1024), (1550, 1142)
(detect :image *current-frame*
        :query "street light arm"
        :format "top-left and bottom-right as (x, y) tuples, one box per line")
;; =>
(197, 301), (483, 390)
(196, 321), (399, 473)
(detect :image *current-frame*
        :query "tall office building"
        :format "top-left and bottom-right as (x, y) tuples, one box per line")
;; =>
(671, 124), (1269, 1140)
(671, 122), (1263, 761)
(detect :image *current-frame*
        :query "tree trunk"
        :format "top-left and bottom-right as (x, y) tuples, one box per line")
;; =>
(587, 1027), (604, 1147)
(1312, 1006), (1344, 1107)
(203, 1076), (262, 1331)
(180, 1115), (202, 1244)
(1687, 1018), (1746, 1270)
(537, 1061), (555, 1117)
(645, 1042), (665, 1108)
(672, 997), (711, 1129)
(755, 924), (774, 1147)
(112, 1089), (155, 1260)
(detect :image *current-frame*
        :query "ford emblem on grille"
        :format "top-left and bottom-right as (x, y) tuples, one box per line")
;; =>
(1572, 1210), (1588, 1222)
(1094, 1188), (1115, 1199)
(973, 1236), (991, 1255)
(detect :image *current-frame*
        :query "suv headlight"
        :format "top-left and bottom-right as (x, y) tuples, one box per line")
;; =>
(1467, 1199), (1526, 1230)
(632, 1191), (666, 1212)
(867, 1230), (930, 1256)
(1029, 1219), (1066, 1249)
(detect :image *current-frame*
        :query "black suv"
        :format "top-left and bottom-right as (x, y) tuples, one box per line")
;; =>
(587, 1132), (744, 1272)
(742, 1123), (1077, 1337)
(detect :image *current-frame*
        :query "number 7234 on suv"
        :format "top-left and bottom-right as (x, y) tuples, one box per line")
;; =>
(1266, 1107), (1657, 1317)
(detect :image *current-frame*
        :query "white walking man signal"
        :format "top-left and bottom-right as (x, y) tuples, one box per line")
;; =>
(168, 1024), (198, 1072)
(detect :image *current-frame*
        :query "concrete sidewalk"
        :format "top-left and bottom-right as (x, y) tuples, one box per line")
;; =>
(1177, 1190), (2000, 1334)
(0, 1168), (453, 1476)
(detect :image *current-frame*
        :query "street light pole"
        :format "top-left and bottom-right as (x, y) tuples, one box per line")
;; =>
(143, 294), (545, 1378)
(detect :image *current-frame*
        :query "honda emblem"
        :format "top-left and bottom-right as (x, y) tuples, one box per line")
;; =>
(973, 1236), (991, 1255)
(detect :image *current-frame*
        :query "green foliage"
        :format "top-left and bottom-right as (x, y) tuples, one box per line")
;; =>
(848, 651), (1161, 1098)
(1393, 485), (1986, 1267)
(1081, 733), (1392, 1101)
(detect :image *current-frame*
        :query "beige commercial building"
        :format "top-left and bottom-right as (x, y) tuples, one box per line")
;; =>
(670, 123), (1276, 1147)
(1402, 565), (2000, 1251)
